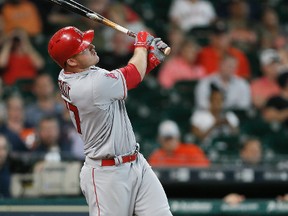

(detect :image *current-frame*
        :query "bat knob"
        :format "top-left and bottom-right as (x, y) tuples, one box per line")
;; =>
(163, 47), (171, 56)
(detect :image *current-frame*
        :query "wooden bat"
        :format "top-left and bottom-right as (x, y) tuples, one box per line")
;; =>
(46, 0), (171, 55)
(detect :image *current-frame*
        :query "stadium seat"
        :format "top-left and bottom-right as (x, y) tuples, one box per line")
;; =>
(208, 135), (240, 155)
(261, 126), (288, 155)
(173, 80), (198, 109)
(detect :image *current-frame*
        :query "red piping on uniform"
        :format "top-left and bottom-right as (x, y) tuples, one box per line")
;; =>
(92, 168), (100, 216)
(119, 72), (127, 99)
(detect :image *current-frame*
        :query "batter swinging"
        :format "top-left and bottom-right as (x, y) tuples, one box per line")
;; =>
(48, 26), (172, 216)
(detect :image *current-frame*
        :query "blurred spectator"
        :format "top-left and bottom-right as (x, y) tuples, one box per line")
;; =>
(47, 7), (79, 33)
(223, 137), (263, 205)
(97, 31), (133, 71)
(34, 116), (68, 162)
(0, 78), (6, 119)
(1, 0), (43, 37)
(158, 38), (206, 89)
(0, 29), (44, 86)
(166, 25), (186, 56)
(224, 191), (288, 205)
(226, 0), (258, 53)
(191, 84), (239, 144)
(0, 134), (11, 198)
(102, 2), (147, 52)
(250, 49), (281, 109)
(5, 94), (35, 149)
(79, 0), (110, 51)
(257, 7), (286, 49)
(0, 95), (28, 152)
(85, 0), (110, 15)
(25, 73), (64, 127)
(169, 0), (216, 32)
(197, 20), (251, 79)
(223, 193), (245, 205)
(275, 39), (288, 72)
(277, 194), (288, 202)
(263, 71), (288, 128)
(239, 137), (263, 166)
(195, 54), (251, 110)
(148, 120), (210, 167)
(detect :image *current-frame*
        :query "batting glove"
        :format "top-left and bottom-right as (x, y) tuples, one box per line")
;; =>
(146, 38), (167, 74)
(134, 31), (154, 50)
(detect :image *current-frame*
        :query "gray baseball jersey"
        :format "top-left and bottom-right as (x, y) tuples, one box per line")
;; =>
(58, 66), (172, 216)
(58, 66), (137, 159)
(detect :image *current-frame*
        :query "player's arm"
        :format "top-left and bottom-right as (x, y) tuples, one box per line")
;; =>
(119, 31), (152, 90)
(119, 33), (168, 90)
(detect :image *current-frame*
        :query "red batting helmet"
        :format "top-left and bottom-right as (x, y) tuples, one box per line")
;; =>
(48, 26), (94, 68)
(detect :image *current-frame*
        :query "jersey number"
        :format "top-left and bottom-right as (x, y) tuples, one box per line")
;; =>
(65, 101), (82, 134)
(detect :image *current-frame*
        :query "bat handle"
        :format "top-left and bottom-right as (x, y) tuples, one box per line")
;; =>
(128, 31), (171, 56)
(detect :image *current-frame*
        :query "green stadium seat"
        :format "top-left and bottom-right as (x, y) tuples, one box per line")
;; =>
(261, 127), (288, 155)
(173, 80), (198, 109)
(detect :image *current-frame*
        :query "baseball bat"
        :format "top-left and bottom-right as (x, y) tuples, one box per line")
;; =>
(46, 0), (171, 55)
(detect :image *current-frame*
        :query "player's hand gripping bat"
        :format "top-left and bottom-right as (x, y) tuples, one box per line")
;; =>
(46, 0), (171, 55)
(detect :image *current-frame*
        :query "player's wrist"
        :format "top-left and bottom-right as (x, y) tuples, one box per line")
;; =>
(134, 47), (148, 55)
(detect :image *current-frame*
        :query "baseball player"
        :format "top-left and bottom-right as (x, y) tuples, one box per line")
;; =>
(48, 26), (172, 216)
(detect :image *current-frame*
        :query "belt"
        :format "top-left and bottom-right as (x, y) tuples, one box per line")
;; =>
(85, 153), (138, 167)
(101, 153), (138, 166)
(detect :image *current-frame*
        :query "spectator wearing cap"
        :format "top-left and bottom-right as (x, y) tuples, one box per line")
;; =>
(195, 54), (251, 111)
(263, 71), (288, 128)
(250, 49), (281, 109)
(148, 120), (210, 167)
(197, 20), (251, 79)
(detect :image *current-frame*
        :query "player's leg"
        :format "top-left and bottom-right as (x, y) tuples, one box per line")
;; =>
(133, 154), (172, 216)
(80, 163), (134, 216)
(80, 165), (103, 215)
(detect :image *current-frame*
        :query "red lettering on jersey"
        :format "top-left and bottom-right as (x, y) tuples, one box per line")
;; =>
(105, 72), (118, 80)
(58, 80), (71, 100)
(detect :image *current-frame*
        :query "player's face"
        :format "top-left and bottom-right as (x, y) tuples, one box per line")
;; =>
(73, 44), (99, 69)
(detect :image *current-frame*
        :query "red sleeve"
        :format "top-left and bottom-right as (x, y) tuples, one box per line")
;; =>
(119, 63), (142, 90)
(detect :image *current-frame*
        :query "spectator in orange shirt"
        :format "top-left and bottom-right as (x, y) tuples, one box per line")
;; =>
(1, 0), (43, 37)
(197, 20), (251, 79)
(148, 120), (210, 167)
(0, 29), (44, 86)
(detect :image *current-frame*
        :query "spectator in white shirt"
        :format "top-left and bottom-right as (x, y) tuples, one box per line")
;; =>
(169, 0), (216, 32)
(195, 54), (251, 110)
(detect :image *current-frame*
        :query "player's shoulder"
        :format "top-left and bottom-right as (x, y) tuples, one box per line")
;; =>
(93, 66), (123, 81)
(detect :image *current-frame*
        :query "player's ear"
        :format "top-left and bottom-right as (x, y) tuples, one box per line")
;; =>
(66, 58), (78, 67)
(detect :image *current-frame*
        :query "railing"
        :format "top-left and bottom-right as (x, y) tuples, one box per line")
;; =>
(1, 198), (288, 215)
